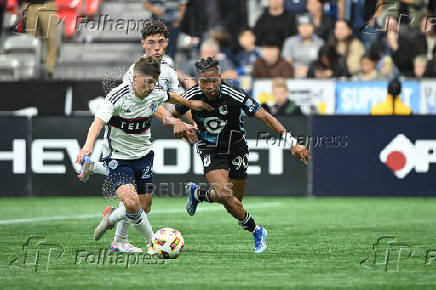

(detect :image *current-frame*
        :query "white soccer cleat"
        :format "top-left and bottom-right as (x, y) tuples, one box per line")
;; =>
(146, 242), (156, 255)
(77, 156), (94, 183)
(94, 206), (115, 241)
(110, 241), (143, 253)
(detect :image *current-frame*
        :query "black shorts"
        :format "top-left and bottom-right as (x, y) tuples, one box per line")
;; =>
(198, 148), (249, 180)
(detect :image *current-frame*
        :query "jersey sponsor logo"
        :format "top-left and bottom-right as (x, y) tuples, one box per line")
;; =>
(203, 117), (226, 134)
(379, 134), (436, 179)
(109, 116), (151, 134)
(219, 105), (228, 115)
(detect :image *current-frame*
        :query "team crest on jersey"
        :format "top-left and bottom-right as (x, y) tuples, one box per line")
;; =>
(219, 105), (228, 115)
(108, 160), (118, 170)
(150, 102), (157, 113)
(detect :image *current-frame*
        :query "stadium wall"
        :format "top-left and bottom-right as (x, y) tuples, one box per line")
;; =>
(0, 116), (309, 196)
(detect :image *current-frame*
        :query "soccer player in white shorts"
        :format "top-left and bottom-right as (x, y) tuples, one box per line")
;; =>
(76, 56), (211, 253)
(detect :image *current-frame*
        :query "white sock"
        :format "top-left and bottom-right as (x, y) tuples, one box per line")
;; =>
(93, 161), (109, 176)
(114, 202), (130, 243)
(126, 209), (153, 244)
(108, 206), (126, 225)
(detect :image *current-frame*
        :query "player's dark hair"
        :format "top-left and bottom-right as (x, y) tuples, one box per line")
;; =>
(133, 56), (161, 78)
(141, 19), (169, 40)
(195, 57), (219, 74)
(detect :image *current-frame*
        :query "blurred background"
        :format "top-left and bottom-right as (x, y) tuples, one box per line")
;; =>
(0, 0), (435, 197)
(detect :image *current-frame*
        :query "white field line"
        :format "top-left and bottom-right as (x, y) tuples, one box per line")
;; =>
(0, 201), (283, 225)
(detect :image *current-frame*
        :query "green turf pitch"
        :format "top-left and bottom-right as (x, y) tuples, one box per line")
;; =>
(1, 197), (436, 290)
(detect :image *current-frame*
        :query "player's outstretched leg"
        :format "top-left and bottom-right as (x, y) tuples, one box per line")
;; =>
(77, 156), (109, 183)
(188, 169), (268, 253)
(110, 202), (143, 253)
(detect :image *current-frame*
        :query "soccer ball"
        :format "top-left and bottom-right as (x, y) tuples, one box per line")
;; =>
(151, 227), (184, 259)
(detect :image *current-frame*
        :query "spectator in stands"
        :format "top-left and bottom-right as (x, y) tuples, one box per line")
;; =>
(252, 37), (294, 78)
(371, 78), (411, 115)
(178, 40), (237, 88)
(263, 77), (303, 116)
(424, 47), (436, 77)
(356, 53), (383, 81)
(234, 28), (260, 76)
(254, 0), (297, 49)
(307, 44), (349, 78)
(285, 0), (307, 15)
(144, 0), (187, 61)
(282, 13), (324, 78)
(414, 54), (428, 79)
(306, 0), (334, 42)
(419, 13), (436, 61)
(208, 26), (234, 63)
(22, 0), (58, 78)
(329, 19), (365, 76)
(368, 15), (400, 79)
(383, 15), (427, 77)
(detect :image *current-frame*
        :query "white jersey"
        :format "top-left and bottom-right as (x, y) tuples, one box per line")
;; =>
(123, 54), (184, 95)
(95, 83), (169, 160)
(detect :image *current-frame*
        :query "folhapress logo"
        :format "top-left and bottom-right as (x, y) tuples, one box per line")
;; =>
(379, 134), (436, 179)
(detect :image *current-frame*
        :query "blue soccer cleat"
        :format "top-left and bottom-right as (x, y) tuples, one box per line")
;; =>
(78, 155), (93, 183)
(253, 225), (268, 253)
(185, 182), (199, 216)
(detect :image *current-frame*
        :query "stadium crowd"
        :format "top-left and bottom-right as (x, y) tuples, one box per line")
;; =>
(0, 0), (435, 115)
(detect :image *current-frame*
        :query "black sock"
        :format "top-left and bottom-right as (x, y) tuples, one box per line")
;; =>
(196, 184), (212, 202)
(238, 212), (256, 232)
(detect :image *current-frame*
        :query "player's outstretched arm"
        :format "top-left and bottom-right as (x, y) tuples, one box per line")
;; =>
(254, 107), (311, 164)
(167, 92), (213, 111)
(76, 117), (105, 164)
(162, 108), (198, 143)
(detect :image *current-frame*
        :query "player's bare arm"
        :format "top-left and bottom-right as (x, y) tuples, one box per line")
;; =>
(254, 107), (311, 164)
(76, 117), (105, 164)
(163, 108), (198, 143)
(155, 106), (198, 143)
(167, 92), (213, 112)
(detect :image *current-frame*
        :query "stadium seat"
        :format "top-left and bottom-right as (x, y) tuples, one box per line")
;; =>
(3, 35), (41, 79)
(0, 55), (20, 80)
(55, 0), (82, 38)
(85, 0), (101, 16)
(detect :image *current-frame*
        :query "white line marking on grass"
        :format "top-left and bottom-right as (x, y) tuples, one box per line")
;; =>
(0, 201), (283, 225)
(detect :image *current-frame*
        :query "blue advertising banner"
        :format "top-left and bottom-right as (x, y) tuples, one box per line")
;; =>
(312, 116), (436, 196)
(335, 81), (421, 114)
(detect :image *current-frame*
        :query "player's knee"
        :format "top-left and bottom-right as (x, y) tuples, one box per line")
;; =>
(141, 201), (151, 213)
(123, 196), (140, 213)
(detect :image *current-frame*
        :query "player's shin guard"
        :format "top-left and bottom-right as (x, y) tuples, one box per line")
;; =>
(194, 184), (212, 202)
(114, 202), (130, 243)
(126, 208), (153, 244)
(238, 212), (256, 232)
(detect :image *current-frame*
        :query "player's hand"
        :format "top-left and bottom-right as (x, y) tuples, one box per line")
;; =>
(189, 100), (213, 111)
(290, 144), (311, 165)
(174, 121), (198, 143)
(76, 148), (91, 164)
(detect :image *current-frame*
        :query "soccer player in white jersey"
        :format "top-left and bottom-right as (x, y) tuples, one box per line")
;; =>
(76, 56), (211, 253)
(77, 20), (187, 253)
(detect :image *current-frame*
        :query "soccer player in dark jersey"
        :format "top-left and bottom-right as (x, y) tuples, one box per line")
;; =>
(163, 57), (310, 253)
